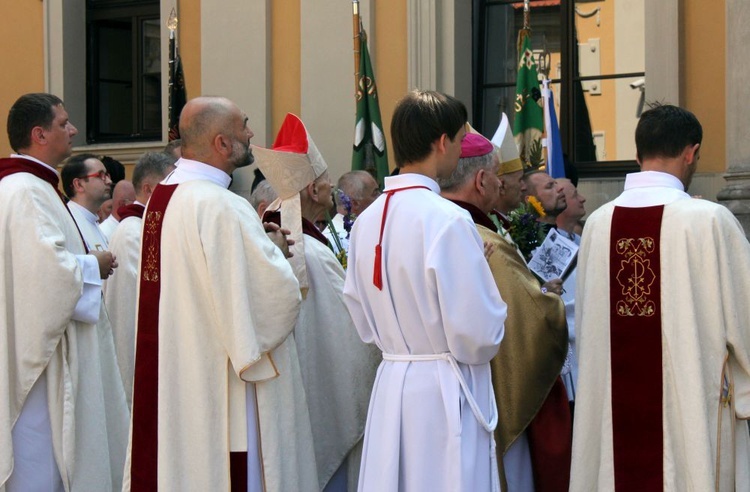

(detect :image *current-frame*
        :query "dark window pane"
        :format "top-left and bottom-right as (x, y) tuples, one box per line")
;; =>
(98, 81), (133, 135)
(141, 19), (161, 132)
(484, 5), (516, 85)
(93, 20), (133, 137)
(87, 0), (160, 143)
(480, 86), (516, 138)
(97, 21), (132, 81)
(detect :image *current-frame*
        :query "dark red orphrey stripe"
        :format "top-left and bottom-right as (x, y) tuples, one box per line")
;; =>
(130, 184), (178, 490)
(609, 205), (664, 491)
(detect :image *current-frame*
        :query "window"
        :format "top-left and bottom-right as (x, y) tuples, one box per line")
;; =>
(86, 0), (161, 143)
(473, 0), (645, 177)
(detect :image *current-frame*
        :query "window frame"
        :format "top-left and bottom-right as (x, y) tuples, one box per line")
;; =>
(473, 0), (643, 177)
(86, 0), (162, 144)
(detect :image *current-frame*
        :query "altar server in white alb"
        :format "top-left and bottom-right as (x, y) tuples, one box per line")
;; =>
(124, 96), (318, 491)
(103, 151), (175, 407)
(0, 93), (127, 491)
(572, 104), (750, 491)
(256, 113), (380, 491)
(344, 90), (507, 492)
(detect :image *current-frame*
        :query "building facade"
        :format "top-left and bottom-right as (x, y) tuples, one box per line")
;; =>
(2, 0), (748, 226)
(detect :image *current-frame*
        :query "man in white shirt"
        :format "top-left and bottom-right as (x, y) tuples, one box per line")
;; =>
(0, 92), (127, 491)
(61, 153), (113, 251)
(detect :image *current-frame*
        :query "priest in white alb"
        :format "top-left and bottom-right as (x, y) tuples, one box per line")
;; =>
(572, 104), (750, 491)
(0, 93), (127, 491)
(123, 97), (318, 491)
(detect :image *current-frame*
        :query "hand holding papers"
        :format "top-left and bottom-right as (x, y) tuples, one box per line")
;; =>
(528, 228), (578, 283)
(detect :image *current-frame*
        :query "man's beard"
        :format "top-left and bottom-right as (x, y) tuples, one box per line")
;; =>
(230, 141), (254, 169)
(545, 201), (567, 218)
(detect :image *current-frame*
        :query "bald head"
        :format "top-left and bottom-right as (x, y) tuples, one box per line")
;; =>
(179, 97), (255, 173)
(336, 171), (381, 215)
(110, 180), (135, 220)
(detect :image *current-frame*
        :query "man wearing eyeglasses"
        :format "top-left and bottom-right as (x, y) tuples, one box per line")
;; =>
(0, 93), (127, 491)
(61, 154), (113, 251)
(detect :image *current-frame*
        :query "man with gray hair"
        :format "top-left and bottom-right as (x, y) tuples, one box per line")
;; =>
(104, 152), (176, 407)
(249, 178), (278, 218)
(441, 132), (571, 492)
(258, 114), (379, 491)
(324, 170), (381, 254)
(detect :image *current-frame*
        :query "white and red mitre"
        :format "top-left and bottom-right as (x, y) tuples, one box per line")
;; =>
(255, 113), (328, 294)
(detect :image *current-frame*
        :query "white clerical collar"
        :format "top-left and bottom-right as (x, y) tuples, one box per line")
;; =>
(162, 158), (232, 188)
(134, 200), (146, 207)
(383, 173), (440, 194)
(10, 153), (59, 176)
(67, 199), (99, 225)
(623, 170), (685, 192)
(614, 170), (690, 207)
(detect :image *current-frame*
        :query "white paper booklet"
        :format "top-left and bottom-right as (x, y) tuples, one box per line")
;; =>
(528, 228), (579, 282)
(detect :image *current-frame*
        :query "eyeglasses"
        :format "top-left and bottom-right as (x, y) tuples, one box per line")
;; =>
(80, 170), (110, 181)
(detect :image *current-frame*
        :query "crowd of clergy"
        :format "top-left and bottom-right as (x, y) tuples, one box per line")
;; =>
(0, 90), (749, 492)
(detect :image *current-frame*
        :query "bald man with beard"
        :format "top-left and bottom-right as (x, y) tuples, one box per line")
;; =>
(124, 97), (317, 492)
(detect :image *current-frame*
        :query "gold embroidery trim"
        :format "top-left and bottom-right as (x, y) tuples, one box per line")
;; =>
(141, 211), (162, 282)
(614, 237), (657, 317)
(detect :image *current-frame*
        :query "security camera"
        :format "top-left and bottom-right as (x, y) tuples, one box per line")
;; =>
(630, 78), (645, 90)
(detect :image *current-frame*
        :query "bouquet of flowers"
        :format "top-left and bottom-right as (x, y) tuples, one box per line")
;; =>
(508, 195), (549, 261)
(324, 189), (357, 270)
(337, 189), (356, 238)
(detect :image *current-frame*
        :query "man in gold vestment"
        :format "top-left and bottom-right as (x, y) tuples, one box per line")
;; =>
(441, 130), (569, 491)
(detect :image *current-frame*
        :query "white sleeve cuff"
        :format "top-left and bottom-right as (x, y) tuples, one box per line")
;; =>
(239, 353), (279, 383)
(72, 254), (102, 324)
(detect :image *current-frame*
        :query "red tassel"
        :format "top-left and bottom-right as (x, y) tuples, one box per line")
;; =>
(373, 244), (383, 290)
(371, 185), (428, 290)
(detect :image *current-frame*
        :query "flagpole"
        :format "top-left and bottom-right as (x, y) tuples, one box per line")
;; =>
(514, 0), (544, 170)
(168, 8), (177, 139)
(524, 0), (530, 30)
(518, 0), (531, 52)
(352, 0), (361, 96)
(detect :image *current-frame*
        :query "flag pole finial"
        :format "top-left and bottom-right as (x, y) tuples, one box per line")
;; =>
(523, 0), (531, 30)
(167, 8), (178, 32)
